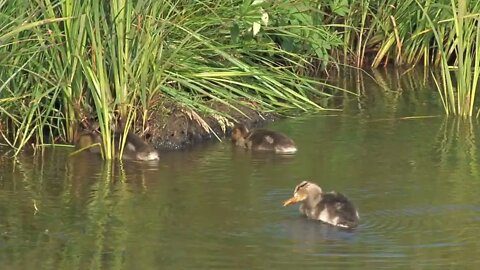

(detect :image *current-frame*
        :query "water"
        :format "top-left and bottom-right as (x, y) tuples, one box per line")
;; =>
(2, 69), (480, 269)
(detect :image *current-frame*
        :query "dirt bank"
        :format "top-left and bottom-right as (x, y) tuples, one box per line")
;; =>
(145, 102), (275, 151)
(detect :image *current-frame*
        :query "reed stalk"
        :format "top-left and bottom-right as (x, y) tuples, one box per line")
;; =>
(419, 0), (480, 117)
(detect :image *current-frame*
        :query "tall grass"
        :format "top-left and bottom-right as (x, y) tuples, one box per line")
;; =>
(417, 0), (480, 117)
(3, 0), (480, 158)
(0, 0), (71, 154)
(332, 0), (480, 116)
(338, 0), (480, 70)
(0, 0), (348, 158)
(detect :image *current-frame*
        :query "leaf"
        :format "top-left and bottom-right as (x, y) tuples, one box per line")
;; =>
(230, 22), (240, 44)
(252, 22), (261, 36)
(261, 12), (269, 26)
(252, 0), (264, 6)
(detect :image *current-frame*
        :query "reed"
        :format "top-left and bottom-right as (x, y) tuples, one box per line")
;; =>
(0, 0), (350, 158)
(0, 0), (71, 155)
(5, 0), (480, 158)
(336, 0), (480, 116)
(418, 0), (480, 117)
(338, 0), (479, 70)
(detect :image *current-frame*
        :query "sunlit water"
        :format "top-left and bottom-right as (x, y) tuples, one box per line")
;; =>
(2, 69), (480, 269)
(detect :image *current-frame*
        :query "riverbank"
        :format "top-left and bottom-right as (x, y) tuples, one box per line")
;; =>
(146, 101), (276, 151)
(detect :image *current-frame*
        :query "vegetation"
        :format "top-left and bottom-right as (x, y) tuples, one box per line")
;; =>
(340, 0), (480, 117)
(1, 0), (480, 158)
(421, 0), (480, 117)
(0, 0), (348, 158)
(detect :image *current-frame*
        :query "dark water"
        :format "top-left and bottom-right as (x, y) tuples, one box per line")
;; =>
(2, 69), (480, 269)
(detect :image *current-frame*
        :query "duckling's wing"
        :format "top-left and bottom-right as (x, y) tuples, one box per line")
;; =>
(248, 129), (275, 144)
(248, 129), (295, 150)
(320, 192), (359, 228)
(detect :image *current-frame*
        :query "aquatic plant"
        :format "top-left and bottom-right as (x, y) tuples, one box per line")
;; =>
(417, 0), (480, 117)
(337, 0), (479, 69)
(335, 0), (480, 116)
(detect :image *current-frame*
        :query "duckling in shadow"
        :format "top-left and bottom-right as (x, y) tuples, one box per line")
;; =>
(231, 123), (297, 154)
(283, 181), (359, 229)
(74, 131), (159, 161)
(74, 132), (102, 154)
(118, 131), (159, 161)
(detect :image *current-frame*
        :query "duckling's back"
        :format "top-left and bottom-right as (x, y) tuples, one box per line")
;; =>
(114, 132), (159, 161)
(247, 129), (297, 154)
(317, 192), (359, 229)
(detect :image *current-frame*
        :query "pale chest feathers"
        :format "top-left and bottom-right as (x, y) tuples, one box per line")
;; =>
(300, 204), (323, 219)
(300, 203), (355, 227)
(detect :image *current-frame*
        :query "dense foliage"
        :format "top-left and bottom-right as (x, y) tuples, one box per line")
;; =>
(0, 0), (478, 157)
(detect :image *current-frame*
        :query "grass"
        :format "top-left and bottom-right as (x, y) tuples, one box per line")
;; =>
(0, 0), (347, 158)
(1, 0), (480, 158)
(417, 0), (480, 117)
(331, 0), (480, 116)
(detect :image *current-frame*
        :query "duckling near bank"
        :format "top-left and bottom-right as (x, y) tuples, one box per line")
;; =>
(119, 131), (159, 161)
(75, 132), (102, 154)
(74, 131), (159, 161)
(283, 181), (359, 229)
(231, 124), (297, 154)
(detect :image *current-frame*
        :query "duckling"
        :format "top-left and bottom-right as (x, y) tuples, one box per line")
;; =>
(116, 131), (159, 161)
(231, 124), (297, 154)
(74, 131), (159, 161)
(74, 132), (102, 153)
(283, 181), (359, 229)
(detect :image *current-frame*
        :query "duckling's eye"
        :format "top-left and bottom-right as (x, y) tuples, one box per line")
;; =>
(299, 181), (309, 188)
(294, 181), (309, 192)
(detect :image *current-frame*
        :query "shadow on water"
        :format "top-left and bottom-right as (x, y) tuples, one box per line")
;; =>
(1, 68), (480, 269)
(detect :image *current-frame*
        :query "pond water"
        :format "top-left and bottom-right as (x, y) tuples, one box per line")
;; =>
(1, 68), (480, 269)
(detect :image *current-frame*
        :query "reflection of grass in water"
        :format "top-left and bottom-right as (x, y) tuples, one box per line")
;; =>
(434, 117), (479, 201)
(334, 67), (441, 118)
(0, 151), (165, 269)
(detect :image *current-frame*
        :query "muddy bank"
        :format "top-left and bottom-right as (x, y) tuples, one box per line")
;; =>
(146, 102), (276, 151)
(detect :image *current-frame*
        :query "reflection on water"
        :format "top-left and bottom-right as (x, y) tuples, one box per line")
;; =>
(2, 68), (480, 269)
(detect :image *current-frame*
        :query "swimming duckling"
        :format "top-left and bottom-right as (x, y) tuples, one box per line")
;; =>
(231, 124), (297, 154)
(117, 131), (159, 161)
(74, 131), (159, 161)
(283, 181), (359, 229)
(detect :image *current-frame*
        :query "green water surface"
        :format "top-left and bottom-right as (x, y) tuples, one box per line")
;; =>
(1, 69), (480, 269)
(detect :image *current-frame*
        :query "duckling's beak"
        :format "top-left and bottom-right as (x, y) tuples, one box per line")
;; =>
(283, 194), (305, 207)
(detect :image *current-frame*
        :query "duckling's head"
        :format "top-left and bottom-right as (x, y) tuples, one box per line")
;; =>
(77, 134), (95, 147)
(75, 133), (102, 153)
(120, 141), (159, 161)
(231, 124), (249, 144)
(283, 181), (322, 206)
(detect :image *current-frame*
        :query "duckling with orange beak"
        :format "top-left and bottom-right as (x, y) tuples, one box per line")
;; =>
(283, 181), (359, 229)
